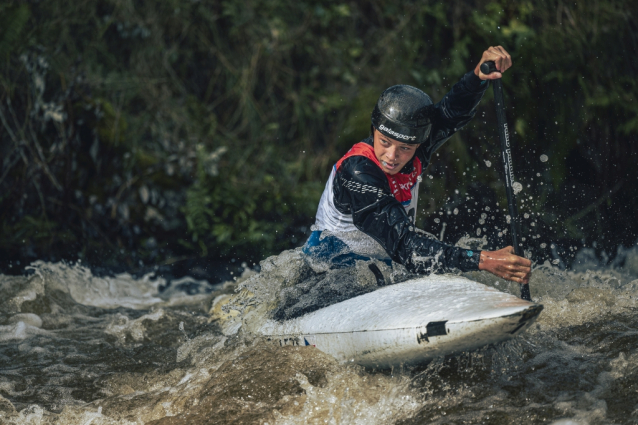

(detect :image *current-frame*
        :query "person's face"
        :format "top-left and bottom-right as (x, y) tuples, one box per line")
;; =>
(373, 129), (418, 175)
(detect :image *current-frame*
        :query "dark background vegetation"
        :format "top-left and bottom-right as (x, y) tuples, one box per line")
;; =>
(1, 0), (637, 277)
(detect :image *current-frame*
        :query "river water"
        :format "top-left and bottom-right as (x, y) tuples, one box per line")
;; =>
(1, 245), (638, 424)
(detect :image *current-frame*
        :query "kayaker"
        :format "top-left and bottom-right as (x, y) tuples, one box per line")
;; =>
(303, 46), (531, 285)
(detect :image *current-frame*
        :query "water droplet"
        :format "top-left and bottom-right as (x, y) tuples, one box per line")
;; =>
(484, 160), (492, 167)
(512, 182), (523, 194)
(540, 154), (548, 162)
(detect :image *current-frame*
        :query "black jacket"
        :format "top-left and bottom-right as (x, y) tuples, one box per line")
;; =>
(333, 71), (488, 273)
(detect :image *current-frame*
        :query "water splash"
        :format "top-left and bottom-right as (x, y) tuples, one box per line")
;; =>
(1, 246), (637, 424)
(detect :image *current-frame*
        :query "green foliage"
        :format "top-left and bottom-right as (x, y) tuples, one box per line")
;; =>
(0, 4), (30, 59)
(1, 0), (637, 269)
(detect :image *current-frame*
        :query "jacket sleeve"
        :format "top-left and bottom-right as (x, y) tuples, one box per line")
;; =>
(419, 70), (489, 161)
(333, 155), (481, 273)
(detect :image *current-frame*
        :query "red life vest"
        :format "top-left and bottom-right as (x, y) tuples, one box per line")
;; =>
(336, 142), (422, 205)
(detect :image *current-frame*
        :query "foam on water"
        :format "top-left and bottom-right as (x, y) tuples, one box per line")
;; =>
(1, 245), (638, 424)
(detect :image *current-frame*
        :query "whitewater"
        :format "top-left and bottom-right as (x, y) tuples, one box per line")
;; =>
(1, 244), (638, 424)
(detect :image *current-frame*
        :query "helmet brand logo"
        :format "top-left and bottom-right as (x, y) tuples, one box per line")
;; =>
(379, 124), (416, 141)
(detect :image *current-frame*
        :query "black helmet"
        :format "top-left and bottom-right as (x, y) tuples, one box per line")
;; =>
(371, 85), (434, 144)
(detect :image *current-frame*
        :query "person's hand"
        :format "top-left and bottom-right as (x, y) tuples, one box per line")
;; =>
(474, 46), (512, 80)
(478, 246), (531, 284)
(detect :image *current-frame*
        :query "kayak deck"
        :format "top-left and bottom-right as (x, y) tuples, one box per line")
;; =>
(259, 275), (543, 367)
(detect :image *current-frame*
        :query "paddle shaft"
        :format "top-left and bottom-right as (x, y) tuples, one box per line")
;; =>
(480, 61), (531, 301)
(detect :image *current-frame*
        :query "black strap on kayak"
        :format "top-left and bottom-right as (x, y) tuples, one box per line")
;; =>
(480, 61), (531, 301)
(368, 263), (387, 286)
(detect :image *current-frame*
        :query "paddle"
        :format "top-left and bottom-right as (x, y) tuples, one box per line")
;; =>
(480, 60), (531, 301)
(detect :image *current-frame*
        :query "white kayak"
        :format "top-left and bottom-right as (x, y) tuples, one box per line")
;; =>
(258, 274), (543, 367)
